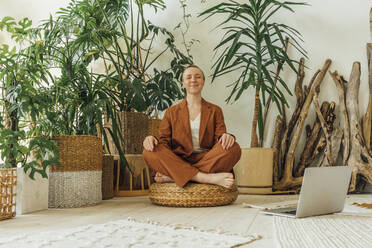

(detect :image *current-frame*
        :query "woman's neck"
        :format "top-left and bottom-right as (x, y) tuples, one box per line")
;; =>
(186, 94), (202, 107)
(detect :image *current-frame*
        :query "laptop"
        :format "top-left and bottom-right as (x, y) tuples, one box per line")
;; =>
(262, 166), (352, 218)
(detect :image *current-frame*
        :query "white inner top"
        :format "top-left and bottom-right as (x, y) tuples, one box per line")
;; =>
(189, 113), (205, 153)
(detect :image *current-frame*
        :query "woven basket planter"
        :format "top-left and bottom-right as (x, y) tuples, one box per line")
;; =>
(0, 168), (17, 221)
(148, 118), (162, 137)
(149, 183), (238, 207)
(49, 135), (102, 208)
(104, 112), (148, 154)
(102, 154), (114, 200)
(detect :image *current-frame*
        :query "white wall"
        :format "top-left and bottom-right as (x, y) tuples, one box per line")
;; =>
(0, 0), (70, 32)
(1, 0), (371, 151)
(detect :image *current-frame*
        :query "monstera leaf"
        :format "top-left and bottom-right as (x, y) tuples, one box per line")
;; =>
(145, 69), (183, 111)
(122, 78), (148, 112)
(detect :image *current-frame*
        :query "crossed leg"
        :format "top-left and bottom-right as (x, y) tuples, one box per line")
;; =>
(143, 142), (241, 188)
(154, 171), (234, 188)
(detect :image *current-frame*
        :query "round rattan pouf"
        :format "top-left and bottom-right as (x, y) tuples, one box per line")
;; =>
(149, 183), (238, 207)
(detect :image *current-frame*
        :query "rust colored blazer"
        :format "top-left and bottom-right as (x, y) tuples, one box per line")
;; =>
(158, 98), (227, 158)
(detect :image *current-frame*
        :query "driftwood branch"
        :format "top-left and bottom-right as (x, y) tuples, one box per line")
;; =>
(302, 69), (321, 112)
(345, 62), (372, 191)
(330, 71), (350, 165)
(321, 128), (343, 167)
(275, 59), (332, 190)
(313, 92), (335, 166)
(272, 115), (284, 185)
(362, 43), (372, 152)
(312, 136), (327, 167)
(294, 102), (329, 177)
(279, 58), (306, 172)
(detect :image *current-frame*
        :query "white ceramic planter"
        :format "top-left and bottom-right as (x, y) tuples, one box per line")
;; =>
(16, 167), (49, 214)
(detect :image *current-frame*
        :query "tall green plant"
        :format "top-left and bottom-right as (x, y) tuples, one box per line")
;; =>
(30, 13), (127, 170)
(0, 17), (59, 178)
(31, 0), (189, 169)
(63, 0), (192, 115)
(199, 0), (307, 147)
(33, 15), (107, 136)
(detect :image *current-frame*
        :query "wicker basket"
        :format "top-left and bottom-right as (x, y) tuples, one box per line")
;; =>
(104, 112), (149, 154)
(51, 135), (102, 172)
(149, 183), (238, 207)
(49, 135), (103, 208)
(148, 118), (162, 137)
(0, 168), (17, 220)
(102, 154), (114, 200)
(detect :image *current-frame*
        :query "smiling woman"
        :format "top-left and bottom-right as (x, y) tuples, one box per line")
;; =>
(142, 65), (242, 189)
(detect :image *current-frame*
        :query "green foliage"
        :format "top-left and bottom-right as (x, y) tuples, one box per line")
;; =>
(0, 17), (33, 43)
(0, 0), (194, 175)
(64, 0), (192, 114)
(199, 0), (307, 144)
(0, 17), (60, 178)
(0, 125), (60, 179)
(30, 12), (121, 165)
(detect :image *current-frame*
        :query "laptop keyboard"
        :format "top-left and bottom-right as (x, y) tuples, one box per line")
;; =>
(283, 210), (297, 215)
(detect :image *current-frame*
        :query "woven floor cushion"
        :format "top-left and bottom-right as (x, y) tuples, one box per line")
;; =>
(149, 183), (238, 207)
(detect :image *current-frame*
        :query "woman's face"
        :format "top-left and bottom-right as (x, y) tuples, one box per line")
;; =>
(182, 67), (205, 96)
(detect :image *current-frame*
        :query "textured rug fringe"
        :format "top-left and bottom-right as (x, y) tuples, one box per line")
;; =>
(230, 235), (263, 248)
(126, 216), (262, 241)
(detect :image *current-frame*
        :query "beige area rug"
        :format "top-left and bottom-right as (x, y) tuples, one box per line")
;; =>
(274, 215), (372, 248)
(0, 218), (261, 248)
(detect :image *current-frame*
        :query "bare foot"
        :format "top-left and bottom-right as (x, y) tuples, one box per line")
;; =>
(154, 172), (174, 183)
(192, 172), (234, 188)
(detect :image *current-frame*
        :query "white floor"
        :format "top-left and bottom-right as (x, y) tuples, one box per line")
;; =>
(1, 194), (372, 248)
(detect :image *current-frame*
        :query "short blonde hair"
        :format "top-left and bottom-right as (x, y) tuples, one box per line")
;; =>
(181, 64), (205, 81)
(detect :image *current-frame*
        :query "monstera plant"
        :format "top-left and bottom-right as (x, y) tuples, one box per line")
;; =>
(200, 0), (307, 147)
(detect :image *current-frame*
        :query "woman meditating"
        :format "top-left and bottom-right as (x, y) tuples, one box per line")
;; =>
(142, 65), (241, 188)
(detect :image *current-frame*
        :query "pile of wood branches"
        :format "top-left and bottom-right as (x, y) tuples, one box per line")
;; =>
(270, 58), (372, 192)
(270, 10), (372, 192)
(271, 59), (334, 190)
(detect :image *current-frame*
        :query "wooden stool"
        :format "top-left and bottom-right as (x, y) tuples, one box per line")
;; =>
(114, 154), (151, 197)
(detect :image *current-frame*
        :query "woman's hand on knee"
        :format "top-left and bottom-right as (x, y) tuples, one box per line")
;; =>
(219, 133), (235, 150)
(143, 136), (158, 152)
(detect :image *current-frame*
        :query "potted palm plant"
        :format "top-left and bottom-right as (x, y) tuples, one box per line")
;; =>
(199, 0), (307, 193)
(0, 16), (60, 215)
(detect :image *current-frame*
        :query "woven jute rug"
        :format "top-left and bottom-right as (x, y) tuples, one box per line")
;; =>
(274, 215), (372, 248)
(0, 218), (261, 248)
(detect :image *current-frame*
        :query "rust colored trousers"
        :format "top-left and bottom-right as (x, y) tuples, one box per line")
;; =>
(142, 142), (241, 187)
